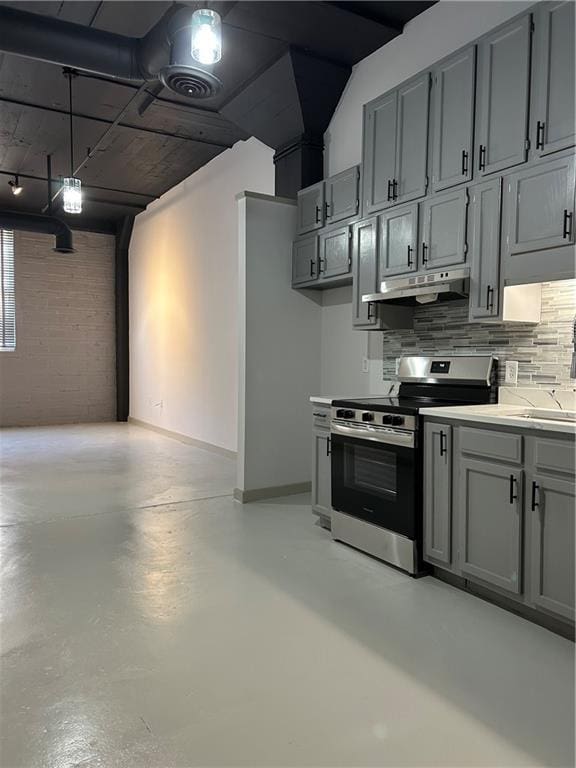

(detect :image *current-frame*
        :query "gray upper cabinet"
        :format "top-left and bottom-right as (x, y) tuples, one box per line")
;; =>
(395, 73), (430, 204)
(352, 218), (379, 328)
(292, 235), (319, 287)
(362, 90), (398, 214)
(459, 458), (523, 594)
(532, 1), (575, 158)
(468, 177), (502, 320)
(476, 14), (531, 176)
(432, 46), (476, 192)
(378, 204), (418, 278)
(325, 166), (360, 225)
(502, 153), (576, 284)
(421, 187), (468, 270)
(528, 472), (575, 621)
(297, 181), (325, 235)
(319, 225), (352, 280)
(423, 422), (452, 566)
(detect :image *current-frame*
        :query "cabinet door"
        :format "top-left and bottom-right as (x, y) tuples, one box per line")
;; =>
(528, 472), (575, 621)
(362, 91), (398, 215)
(532, 1), (576, 157)
(297, 181), (325, 235)
(312, 431), (332, 518)
(504, 154), (575, 257)
(326, 166), (359, 225)
(432, 46), (476, 192)
(352, 218), (379, 328)
(476, 14), (531, 175)
(459, 458), (523, 594)
(421, 188), (468, 270)
(468, 178), (502, 320)
(292, 235), (319, 286)
(424, 422), (452, 565)
(319, 226), (352, 280)
(395, 73), (430, 203)
(378, 204), (418, 278)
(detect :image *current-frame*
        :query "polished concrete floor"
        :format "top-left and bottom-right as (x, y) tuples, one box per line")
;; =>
(1, 423), (574, 767)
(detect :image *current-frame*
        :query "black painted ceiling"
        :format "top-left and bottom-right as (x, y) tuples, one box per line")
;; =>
(0, 0), (435, 231)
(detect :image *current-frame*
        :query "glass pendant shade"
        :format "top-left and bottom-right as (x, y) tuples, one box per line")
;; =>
(63, 177), (82, 214)
(191, 9), (222, 65)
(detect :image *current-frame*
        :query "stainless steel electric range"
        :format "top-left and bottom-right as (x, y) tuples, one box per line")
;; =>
(330, 356), (496, 575)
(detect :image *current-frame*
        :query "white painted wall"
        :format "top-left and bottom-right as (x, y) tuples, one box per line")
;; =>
(237, 194), (321, 494)
(319, 0), (534, 396)
(129, 138), (274, 453)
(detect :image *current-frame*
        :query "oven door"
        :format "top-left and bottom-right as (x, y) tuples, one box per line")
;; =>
(330, 424), (418, 539)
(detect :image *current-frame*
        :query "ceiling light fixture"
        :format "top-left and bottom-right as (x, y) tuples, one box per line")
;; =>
(191, 8), (222, 66)
(8, 175), (23, 196)
(62, 68), (82, 214)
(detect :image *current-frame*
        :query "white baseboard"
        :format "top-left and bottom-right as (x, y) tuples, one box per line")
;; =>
(128, 417), (237, 459)
(233, 482), (311, 503)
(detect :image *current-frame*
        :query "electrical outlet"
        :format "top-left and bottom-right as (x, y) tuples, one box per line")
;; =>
(362, 357), (369, 373)
(505, 361), (519, 385)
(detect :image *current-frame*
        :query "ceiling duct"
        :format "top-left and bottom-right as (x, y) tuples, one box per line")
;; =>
(0, 210), (75, 254)
(0, 5), (222, 99)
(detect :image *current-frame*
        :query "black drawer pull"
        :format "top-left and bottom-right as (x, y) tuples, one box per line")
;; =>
(367, 301), (374, 321)
(407, 245), (414, 267)
(422, 242), (428, 264)
(509, 474), (518, 505)
(562, 209), (572, 239)
(478, 144), (486, 172)
(439, 431), (447, 456)
(536, 121), (545, 151)
(531, 481), (540, 511)
(326, 436), (331, 457)
(486, 285), (494, 310)
(461, 149), (469, 176)
(318, 257), (326, 274)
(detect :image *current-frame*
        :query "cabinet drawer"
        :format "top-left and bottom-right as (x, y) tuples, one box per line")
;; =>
(531, 437), (575, 477)
(460, 427), (522, 464)
(312, 407), (331, 431)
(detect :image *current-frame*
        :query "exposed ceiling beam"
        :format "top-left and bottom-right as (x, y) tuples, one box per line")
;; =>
(0, 95), (235, 148)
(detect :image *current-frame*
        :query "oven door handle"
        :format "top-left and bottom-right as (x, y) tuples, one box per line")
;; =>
(331, 422), (415, 448)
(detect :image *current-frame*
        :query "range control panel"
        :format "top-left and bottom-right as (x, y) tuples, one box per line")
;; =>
(331, 408), (416, 432)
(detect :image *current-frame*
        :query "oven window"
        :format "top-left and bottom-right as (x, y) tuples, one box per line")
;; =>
(344, 443), (397, 499)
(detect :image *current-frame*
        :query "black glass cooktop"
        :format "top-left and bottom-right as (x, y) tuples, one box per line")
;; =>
(332, 396), (478, 414)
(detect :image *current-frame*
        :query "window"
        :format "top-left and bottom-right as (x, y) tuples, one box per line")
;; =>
(0, 229), (15, 351)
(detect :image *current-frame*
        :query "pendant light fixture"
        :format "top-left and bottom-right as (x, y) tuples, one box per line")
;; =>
(191, 7), (222, 65)
(8, 175), (23, 196)
(62, 68), (82, 214)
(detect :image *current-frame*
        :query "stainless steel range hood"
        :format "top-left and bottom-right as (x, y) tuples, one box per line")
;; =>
(363, 267), (470, 306)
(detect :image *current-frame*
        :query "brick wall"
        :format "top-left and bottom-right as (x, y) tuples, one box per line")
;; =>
(382, 280), (576, 387)
(0, 229), (116, 426)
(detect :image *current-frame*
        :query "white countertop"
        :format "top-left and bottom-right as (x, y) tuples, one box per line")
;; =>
(420, 404), (576, 435)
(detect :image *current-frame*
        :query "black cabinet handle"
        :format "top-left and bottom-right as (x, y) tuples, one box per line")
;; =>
(318, 257), (326, 274)
(325, 201), (330, 219)
(392, 179), (398, 200)
(315, 205), (321, 223)
(310, 259), (316, 278)
(387, 180), (393, 201)
(562, 209), (573, 239)
(531, 481), (539, 511)
(367, 301), (374, 321)
(407, 244), (414, 267)
(439, 431), (447, 457)
(478, 144), (486, 172)
(486, 285), (494, 310)
(326, 436), (331, 457)
(422, 242), (428, 264)
(509, 474), (518, 505)
(536, 121), (545, 151)
(461, 149), (469, 176)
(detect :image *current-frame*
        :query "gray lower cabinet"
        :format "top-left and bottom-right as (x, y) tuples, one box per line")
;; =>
(423, 422), (452, 565)
(527, 472), (575, 621)
(476, 13), (531, 176)
(532, 1), (575, 158)
(468, 177), (501, 320)
(297, 181), (325, 235)
(421, 187), (468, 270)
(378, 203), (418, 278)
(311, 404), (332, 528)
(458, 458), (523, 594)
(292, 235), (319, 287)
(325, 166), (360, 225)
(502, 153), (576, 284)
(431, 45), (476, 192)
(319, 225), (352, 280)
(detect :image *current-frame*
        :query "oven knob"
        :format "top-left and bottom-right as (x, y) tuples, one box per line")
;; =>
(344, 410), (355, 419)
(362, 412), (374, 422)
(335, 409), (347, 418)
(391, 416), (404, 426)
(381, 414), (393, 425)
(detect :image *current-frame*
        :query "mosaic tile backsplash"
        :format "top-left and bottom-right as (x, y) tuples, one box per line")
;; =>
(381, 279), (576, 387)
